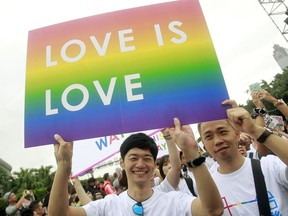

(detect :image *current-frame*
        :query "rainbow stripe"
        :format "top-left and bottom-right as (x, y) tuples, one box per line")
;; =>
(25, 0), (229, 147)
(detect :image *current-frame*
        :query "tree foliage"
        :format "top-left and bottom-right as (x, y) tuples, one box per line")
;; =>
(0, 166), (55, 210)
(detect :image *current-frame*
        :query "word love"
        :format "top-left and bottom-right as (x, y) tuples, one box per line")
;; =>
(46, 20), (187, 67)
(46, 73), (143, 115)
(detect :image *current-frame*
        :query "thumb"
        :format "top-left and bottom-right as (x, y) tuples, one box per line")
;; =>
(54, 134), (65, 144)
(174, 117), (181, 134)
(222, 99), (238, 108)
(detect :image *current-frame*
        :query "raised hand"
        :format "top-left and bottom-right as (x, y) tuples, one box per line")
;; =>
(251, 91), (265, 108)
(222, 100), (261, 135)
(169, 118), (198, 158)
(54, 134), (73, 175)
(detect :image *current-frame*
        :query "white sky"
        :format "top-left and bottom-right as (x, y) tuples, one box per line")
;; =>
(0, 0), (287, 173)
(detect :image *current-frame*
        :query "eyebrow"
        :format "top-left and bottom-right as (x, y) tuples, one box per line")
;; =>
(128, 153), (153, 158)
(203, 126), (228, 136)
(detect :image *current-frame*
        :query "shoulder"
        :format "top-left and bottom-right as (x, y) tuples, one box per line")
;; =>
(82, 193), (120, 215)
(5, 205), (18, 214)
(260, 155), (288, 177)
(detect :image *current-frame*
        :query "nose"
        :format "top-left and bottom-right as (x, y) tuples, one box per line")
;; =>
(135, 158), (145, 168)
(213, 134), (223, 146)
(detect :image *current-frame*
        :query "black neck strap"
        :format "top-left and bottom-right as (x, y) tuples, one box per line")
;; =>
(251, 159), (271, 216)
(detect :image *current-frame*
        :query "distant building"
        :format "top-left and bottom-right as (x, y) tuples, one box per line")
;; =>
(273, 44), (288, 70)
(0, 158), (12, 176)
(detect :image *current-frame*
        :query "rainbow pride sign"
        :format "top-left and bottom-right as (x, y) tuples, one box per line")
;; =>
(25, 0), (229, 148)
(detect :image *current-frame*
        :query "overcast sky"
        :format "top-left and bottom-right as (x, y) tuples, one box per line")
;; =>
(0, 0), (287, 173)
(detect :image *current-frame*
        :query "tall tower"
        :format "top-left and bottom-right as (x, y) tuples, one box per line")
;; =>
(258, 0), (288, 42)
(273, 44), (288, 69)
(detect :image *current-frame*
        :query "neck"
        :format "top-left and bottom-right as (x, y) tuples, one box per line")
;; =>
(217, 154), (245, 174)
(127, 184), (153, 202)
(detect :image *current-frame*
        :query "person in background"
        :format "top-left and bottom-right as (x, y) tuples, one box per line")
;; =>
(86, 177), (97, 199)
(28, 200), (46, 216)
(102, 173), (116, 195)
(112, 172), (120, 189)
(4, 190), (31, 216)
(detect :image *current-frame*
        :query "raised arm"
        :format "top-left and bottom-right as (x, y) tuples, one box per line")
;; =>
(72, 177), (92, 205)
(223, 100), (288, 166)
(48, 134), (86, 216)
(169, 118), (223, 216)
(258, 89), (288, 118)
(251, 91), (272, 156)
(160, 128), (182, 189)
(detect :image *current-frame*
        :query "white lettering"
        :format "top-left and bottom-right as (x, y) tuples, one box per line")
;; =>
(46, 46), (57, 67)
(61, 84), (89, 111)
(118, 29), (135, 52)
(169, 21), (187, 44)
(93, 77), (117, 105)
(45, 89), (58, 115)
(125, 73), (144, 102)
(90, 33), (112, 56)
(61, 39), (86, 63)
(154, 24), (164, 46)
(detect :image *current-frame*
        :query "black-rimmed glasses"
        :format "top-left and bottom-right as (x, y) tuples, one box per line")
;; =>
(132, 202), (144, 216)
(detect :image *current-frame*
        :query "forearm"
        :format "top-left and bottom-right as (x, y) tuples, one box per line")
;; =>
(15, 195), (26, 209)
(73, 180), (92, 205)
(165, 138), (181, 188)
(269, 97), (288, 118)
(276, 104), (288, 117)
(189, 164), (223, 215)
(251, 126), (288, 165)
(48, 163), (70, 216)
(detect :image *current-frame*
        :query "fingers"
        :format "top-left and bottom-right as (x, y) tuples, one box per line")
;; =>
(173, 117), (181, 134)
(222, 99), (238, 108)
(54, 134), (65, 144)
(161, 128), (169, 136)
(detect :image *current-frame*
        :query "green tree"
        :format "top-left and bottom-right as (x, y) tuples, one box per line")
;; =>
(0, 167), (12, 195)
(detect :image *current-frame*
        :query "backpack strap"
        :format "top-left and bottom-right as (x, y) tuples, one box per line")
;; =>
(251, 159), (271, 216)
(184, 177), (197, 197)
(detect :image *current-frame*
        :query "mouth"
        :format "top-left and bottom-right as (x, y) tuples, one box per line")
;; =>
(215, 146), (228, 153)
(132, 171), (147, 175)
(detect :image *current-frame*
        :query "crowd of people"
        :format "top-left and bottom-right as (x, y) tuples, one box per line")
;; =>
(3, 89), (288, 215)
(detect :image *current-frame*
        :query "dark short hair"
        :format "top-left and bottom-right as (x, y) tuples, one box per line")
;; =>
(88, 177), (96, 184)
(120, 133), (158, 160)
(103, 173), (109, 180)
(21, 208), (33, 216)
(29, 200), (41, 211)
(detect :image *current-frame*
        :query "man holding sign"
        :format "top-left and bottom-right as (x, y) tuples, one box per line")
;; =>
(48, 118), (223, 216)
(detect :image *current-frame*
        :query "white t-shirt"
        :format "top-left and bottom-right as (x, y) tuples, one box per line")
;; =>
(83, 189), (195, 216)
(212, 156), (288, 215)
(154, 177), (193, 195)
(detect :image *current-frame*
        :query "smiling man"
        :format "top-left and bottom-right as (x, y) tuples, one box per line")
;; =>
(48, 118), (223, 216)
(198, 100), (288, 215)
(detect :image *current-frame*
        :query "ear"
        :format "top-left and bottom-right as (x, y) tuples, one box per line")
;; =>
(235, 131), (241, 141)
(120, 158), (124, 170)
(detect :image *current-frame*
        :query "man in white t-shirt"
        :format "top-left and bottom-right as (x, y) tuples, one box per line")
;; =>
(198, 100), (288, 215)
(48, 118), (223, 216)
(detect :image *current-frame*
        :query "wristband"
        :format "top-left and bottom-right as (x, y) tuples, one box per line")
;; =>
(256, 128), (273, 144)
(186, 156), (206, 168)
(163, 134), (172, 140)
(252, 108), (267, 117)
